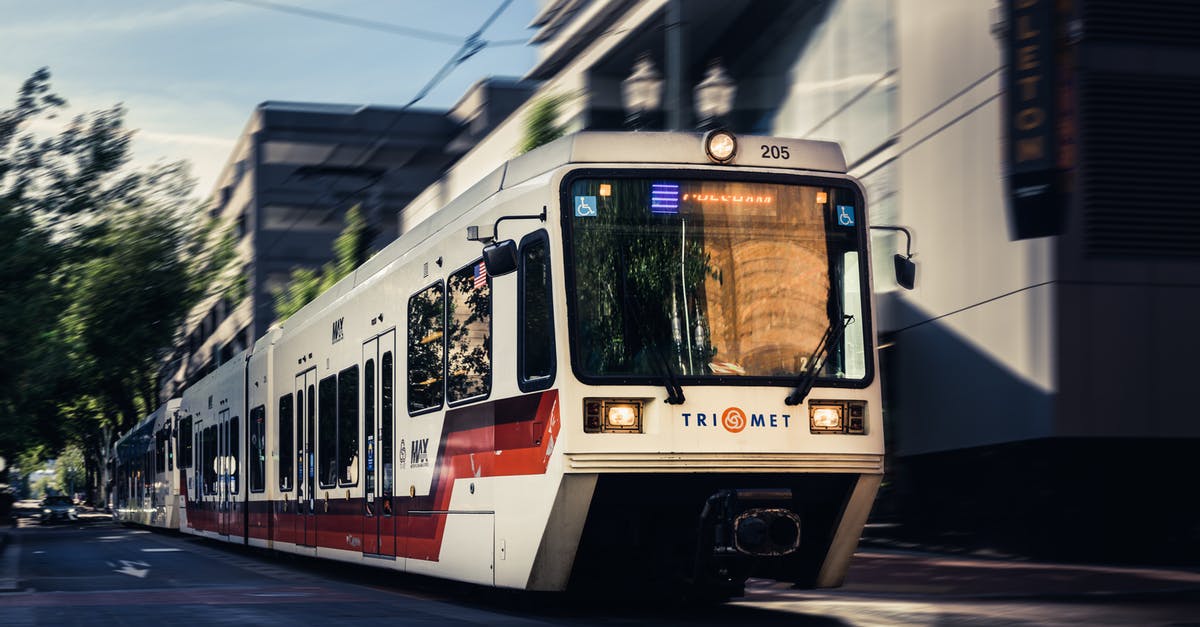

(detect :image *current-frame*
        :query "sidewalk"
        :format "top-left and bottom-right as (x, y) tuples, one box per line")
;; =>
(837, 548), (1200, 600)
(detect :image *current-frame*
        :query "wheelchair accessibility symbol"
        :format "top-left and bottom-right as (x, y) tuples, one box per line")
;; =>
(836, 205), (855, 227)
(575, 195), (597, 217)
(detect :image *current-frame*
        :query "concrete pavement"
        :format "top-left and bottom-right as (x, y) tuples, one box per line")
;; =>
(789, 548), (1200, 601)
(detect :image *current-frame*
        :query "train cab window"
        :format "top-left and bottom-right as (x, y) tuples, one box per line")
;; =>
(318, 375), (337, 487)
(519, 232), (556, 391)
(408, 282), (445, 414)
(447, 260), (492, 404)
(230, 415), (240, 494)
(179, 416), (193, 469)
(337, 365), (359, 486)
(250, 405), (266, 492)
(278, 394), (294, 491)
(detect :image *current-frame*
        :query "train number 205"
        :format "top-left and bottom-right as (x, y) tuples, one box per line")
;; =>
(760, 144), (791, 159)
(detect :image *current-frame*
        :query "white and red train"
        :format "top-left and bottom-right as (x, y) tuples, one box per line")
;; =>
(113, 131), (887, 598)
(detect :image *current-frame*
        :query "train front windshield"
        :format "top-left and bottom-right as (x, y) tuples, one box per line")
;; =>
(565, 176), (870, 385)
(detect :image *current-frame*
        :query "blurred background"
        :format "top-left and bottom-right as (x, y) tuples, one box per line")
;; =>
(1, 0), (1197, 566)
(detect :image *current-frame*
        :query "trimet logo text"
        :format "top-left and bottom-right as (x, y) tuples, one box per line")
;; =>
(682, 407), (792, 433)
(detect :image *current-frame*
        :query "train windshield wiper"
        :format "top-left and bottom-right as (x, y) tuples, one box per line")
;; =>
(616, 252), (686, 405)
(644, 336), (685, 404)
(785, 314), (854, 406)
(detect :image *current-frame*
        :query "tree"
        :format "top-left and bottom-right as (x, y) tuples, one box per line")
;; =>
(55, 444), (85, 497)
(273, 204), (372, 321)
(61, 203), (197, 431)
(0, 69), (205, 507)
(520, 93), (570, 154)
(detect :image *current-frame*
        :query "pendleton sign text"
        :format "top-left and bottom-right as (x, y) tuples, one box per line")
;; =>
(1005, 0), (1061, 239)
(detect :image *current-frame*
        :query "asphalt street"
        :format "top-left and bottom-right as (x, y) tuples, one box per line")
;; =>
(1, 514), (1198, 626)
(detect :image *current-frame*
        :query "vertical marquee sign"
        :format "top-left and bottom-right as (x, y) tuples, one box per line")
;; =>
(1005, 0), (1062, 239)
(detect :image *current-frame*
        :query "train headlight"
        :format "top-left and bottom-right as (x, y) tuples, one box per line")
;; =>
(704, 130), (737, 163)
(584, 399), (643, 433)
(809, 401), (868, 434)
(809, 404), (843, 433)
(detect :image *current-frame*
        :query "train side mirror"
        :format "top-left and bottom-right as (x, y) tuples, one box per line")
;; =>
(468, 207), (547, 277)
(894, 254), (916, 290)
(482, 239), (518, 277)
(870, 225), (918, 290)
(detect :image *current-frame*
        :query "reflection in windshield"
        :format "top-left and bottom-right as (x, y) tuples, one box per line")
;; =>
(567, 177), (867, 382)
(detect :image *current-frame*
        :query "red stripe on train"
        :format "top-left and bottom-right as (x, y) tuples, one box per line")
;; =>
(182, 390), (561, 561)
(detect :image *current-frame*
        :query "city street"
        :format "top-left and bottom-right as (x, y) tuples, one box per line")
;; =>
(2, 512), (1198, 626)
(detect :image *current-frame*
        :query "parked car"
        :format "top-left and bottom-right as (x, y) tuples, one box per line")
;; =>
(39, 495), (78, 523)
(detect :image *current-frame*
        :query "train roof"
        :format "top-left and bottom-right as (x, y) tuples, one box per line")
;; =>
(114, 398), (180, 452)
(504, 131), (848, 185)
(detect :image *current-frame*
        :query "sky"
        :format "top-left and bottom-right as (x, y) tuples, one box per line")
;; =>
(0, 0), (540, 194)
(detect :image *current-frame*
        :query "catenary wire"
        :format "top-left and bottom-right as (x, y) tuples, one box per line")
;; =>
(222, 0), (467, 45)
(255, 0), (516, 258)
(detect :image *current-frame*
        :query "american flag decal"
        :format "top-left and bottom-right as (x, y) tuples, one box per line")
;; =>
(473, 261), (488, 289)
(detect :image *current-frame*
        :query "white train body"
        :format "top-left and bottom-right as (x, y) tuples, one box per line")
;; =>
(113, 132), (883, 596)
(112, 399), (180, 529)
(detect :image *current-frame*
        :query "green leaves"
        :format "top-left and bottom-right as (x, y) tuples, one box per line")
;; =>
(273, 204), (373, 322)
(520, 93), (571, 154)
(0, 68), (201, 476)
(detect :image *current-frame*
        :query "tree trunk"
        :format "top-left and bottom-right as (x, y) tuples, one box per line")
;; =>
(98, 423), (112, 512)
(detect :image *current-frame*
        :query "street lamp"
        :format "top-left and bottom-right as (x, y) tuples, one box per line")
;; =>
(622, 54), (663, 130)
(693, 60), (737, 130)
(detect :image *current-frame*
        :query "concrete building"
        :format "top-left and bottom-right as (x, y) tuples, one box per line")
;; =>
(158, 80), (534, 401)
(404, 0), (1200, 561)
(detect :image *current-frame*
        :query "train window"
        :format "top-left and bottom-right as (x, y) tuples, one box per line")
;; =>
(318, 375), (337, 487)
(519, 231), (555, 391)
(155, 430), (166, 473)
(278, 394), (294, 491)
(364, 358), (375, 494)
(447, 260), (491, 404)
(203, 425), (218, 495)
(230, 415), (240, 495)
(250, 405), (266, 493)
(337, 365), (359, 486)
(194, 432), (201, 499)
(179, 416), (193, 469)
(408, 282), (445, 414)
(381, 351), (393, 496)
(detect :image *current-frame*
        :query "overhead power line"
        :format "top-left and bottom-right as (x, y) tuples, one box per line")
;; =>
(258, 0), (518, 257)
(222, 0), (525, 48)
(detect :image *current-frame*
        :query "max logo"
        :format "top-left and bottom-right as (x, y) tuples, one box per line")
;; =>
(682, 407), (791, 432)
(409, 438), (429, 468)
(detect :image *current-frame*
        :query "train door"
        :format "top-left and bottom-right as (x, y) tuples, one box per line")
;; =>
(362, 330), (396, 557)
(295, 369), (317, 547)
(218, 408), (231, 537)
